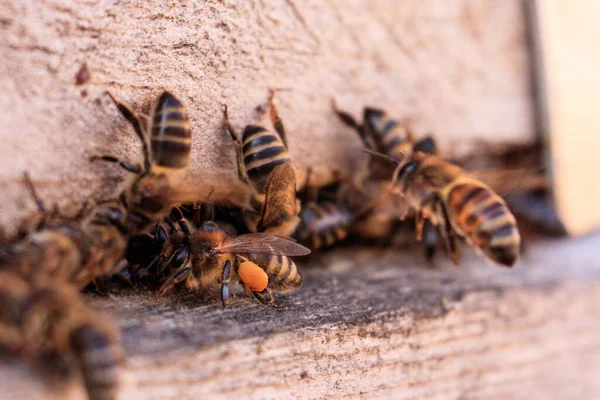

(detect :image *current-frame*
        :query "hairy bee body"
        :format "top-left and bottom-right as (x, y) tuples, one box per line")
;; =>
(242, 125), (290, 199)
(362, 108), (413, 161)
(157, 221), (308, 305)
(189, 222), (302, 292)
(0, 270), (122, 400)
(150, 93), (192, 169)
(445, 178), (520, 266)
(117, 94), (190, 233)
(397, 153), (520, 267)
(225, 93), (300, 236)
(242, 252), (302, 290)
(0, 206), (128, 288)
(1, 92), (195, 285)
(0, 91), (192, 400)
(295, 202), (354, 250)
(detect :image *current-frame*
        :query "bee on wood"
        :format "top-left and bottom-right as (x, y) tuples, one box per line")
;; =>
(1, 91), (193, 287)
(0, 270), (122, 400)
(126, 202), (210, 285)
(77, 90), (194, 282)
(0, 91), (193, 400)
(223, 91), (300, 236)
(97, 90), (193, 233)
(371, 150), (521, 267)
(333, 103), (441, 259)
(157, 220), (310, 306)
(450, 140), (566, 237)
(294, 168), (354, 250)
(0, 173), (128, 289)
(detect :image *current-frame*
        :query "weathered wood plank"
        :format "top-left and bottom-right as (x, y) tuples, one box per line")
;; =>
(1, 235), (599, 399)
(0, 0), (534, 232)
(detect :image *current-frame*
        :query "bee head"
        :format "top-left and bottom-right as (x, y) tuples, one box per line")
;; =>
(189, 222), (228, 259)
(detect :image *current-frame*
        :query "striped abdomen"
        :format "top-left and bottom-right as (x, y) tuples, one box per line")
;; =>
(71, 323), (122, 400)
(296, 202), (353, 250)
(245, 252), (302, 290)
(447, 182), (520, 267)
(150, 92), (191, 169)
(242, 126), (289, 194)
(364, 108), (413, 160)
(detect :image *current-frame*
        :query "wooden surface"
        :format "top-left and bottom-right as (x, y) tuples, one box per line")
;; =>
(533, 0), (600, 235)
(1, 234), (600, 399)
(0, 0), (534, 233)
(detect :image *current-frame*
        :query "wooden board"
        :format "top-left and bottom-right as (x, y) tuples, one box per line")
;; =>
(0, 0), (534, 234)
(1, 235), (600, 399)
(533, 0), (600, 235)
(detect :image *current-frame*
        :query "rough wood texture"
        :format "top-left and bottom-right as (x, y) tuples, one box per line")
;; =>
(1, 235), (600, 399)
(0, 0), (534, 232)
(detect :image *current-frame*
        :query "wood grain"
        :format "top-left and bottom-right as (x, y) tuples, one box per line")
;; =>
(1, 234), (599, 399)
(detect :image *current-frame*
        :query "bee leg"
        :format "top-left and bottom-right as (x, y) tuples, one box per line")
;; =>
(422, 221), (439, 263)
(331, 100), (374, 151)
(112, 263), (136, 288)
(249, 287), (284, 308)
(89, 155), (142, 174)
(220, 259), (232, 307)
(268, 90), (288, 150)
(105, 91), (151, 172)
(436, 200), (461, 265)
(22, 172), (46, 214)
(157, 265), (191, 297)
(223, 104), (249, 185)
(415, 209), (426, 241)
(159, 246), (189, 275)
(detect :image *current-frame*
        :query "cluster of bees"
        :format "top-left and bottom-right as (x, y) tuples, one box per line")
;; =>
(0, 90), (524, 400)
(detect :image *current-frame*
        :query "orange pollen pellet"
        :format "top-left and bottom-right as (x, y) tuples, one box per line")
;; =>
(238, 261), (269, 292)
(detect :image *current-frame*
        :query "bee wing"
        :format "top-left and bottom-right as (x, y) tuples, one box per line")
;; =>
(257, 162), (298, 232)
(470, 168), (548, 196)
(216, 233), (311, 256)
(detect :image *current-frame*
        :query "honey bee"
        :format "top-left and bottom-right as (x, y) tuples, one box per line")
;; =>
(333, 103), (441, 258)
(450, 140), (566, 237)
(98, 90), (192, 233)
(333, 104), (415, 161)
(223, 91), (300, 236)
(157, 220), (310, 306)
(1, 91), (193, 287)
(0, 270), (122, 400)
(0, 91), (193, 400)
(294, 168), (354, 250)
(131, 203), (204, 283)
(373, 150), (521, 267)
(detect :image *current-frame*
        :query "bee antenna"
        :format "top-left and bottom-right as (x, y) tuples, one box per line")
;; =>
(361, 149), (401, 165)
(22, 172), (46, 214)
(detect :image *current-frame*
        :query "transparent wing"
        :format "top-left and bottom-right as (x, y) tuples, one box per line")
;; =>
(257, 162), (298, 231)
(470, 168), (548, 196)
(216, 233), (311, 256)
